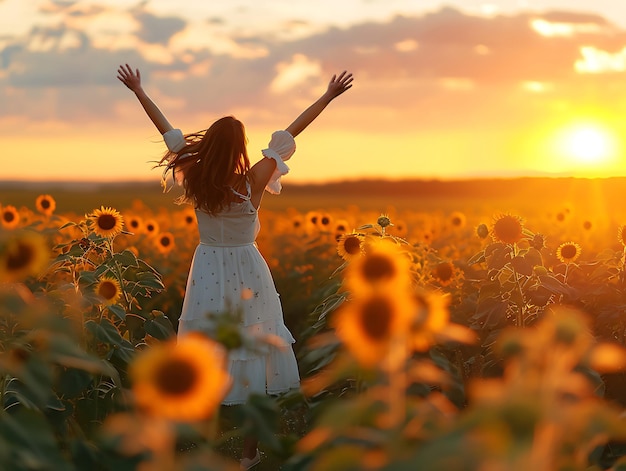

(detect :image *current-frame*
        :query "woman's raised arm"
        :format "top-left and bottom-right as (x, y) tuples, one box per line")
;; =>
(117, 64), (173, 135)
(285, 71), (353, 138)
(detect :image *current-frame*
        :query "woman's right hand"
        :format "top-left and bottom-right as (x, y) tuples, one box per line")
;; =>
(117, 64), (142, 93)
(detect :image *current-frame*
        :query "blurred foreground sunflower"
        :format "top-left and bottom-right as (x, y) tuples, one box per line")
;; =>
(35, 194), (56, 216)
(344, 238), (412, 293)
(0, 231), (50, 282)
(95, 276), (123, 306)
(88, 206), (124, 238)
(130, 333), (231, 422)
(556, 241), (582, 264)
(332, 290), (414, 367)
(1, 205), (20, 230)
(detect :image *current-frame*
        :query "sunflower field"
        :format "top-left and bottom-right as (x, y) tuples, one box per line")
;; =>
(3, 179), (626, 471)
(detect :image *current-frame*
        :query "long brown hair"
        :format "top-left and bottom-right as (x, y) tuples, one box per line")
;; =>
(159, 116), (251, 215)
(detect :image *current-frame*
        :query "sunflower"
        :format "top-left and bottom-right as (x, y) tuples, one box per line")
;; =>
(143, 218), (160, 236)
(0, 231), (50, 282)
(388, 219), (408, 238)
(491, 214), (524, 245)
(34, 194), (56, 216)
(332, 291), (414, 367)
(124, 213), (143, 234)
(431, 261), (462, 287)
(344, 238), (411, 293)
(336, 232), (365, 261)
(130, 333), (232, 422)
(0, 205), (20, 230)
(155, 232), (175, 254)
(95, 276), (123, 306)
(476, 223), (489, 239)
(449, 211), (466, 229)
(88, 206), (124, 238)
(334, 219), (350, 235)
(317, 212), (333, 232)
(377, 214), (393, 229)
(556, 241), (582, 264)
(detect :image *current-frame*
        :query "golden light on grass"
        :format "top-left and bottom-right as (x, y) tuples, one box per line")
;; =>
(556, 241), (582, 264)
(1, 205), (20, 230)
(35, 194), (56, 216)
(491, 214), (524, 245)
(332, 291), (414, 367)
(88, 206), (124, 238)
(344, 238), (411, 292)
(618, 225), (626, 247)
(155, 232), (175, 254)
(336, 232), (364, 261)
(95, 276), (123, 306)
(0, 231), (50, 282)
(130, 333), (231, 422)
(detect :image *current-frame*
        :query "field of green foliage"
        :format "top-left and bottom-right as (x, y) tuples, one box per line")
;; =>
(3, 177), (626, 471)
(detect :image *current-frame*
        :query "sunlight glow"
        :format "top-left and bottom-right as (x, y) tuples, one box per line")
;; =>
(555, 123), (618, 165)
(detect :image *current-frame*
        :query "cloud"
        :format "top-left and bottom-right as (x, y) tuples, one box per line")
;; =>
(1, 5), (626, 132)
(133, 10), (186, 45)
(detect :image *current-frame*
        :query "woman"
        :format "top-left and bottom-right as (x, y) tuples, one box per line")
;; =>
(117, 63), (353, 468)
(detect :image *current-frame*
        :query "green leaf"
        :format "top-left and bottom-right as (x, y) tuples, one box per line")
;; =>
(107, 304), (126, 320)
(0, 408), (76, 471)
(144, 315), (175, 340)
(538, 275), (574, 296)
(112, 250), (139, 268)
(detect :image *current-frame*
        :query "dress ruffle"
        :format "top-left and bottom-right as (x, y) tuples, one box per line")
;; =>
(262, 130), (296, 195)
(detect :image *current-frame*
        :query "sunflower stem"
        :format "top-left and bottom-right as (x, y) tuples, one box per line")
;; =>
(511, 244), (526, 328)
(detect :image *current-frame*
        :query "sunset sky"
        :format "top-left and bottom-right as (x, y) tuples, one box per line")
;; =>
(2, 0), (626, 183)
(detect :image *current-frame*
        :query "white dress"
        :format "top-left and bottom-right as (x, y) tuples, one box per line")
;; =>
(165, 128), (300, 405)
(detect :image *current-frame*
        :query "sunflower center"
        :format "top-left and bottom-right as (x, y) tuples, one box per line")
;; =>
(154, 357), (198, 396)
(493, 216), (523, 244)
(560, 245), (577, 260)
(343, 236), (361, 255)
(3, 211), (15, 223)
(361, 254), (396, 283)
(41, 200), (51, 209)
(320, 216), (330, 226)
(160, 236), (171, 247)
(6, 242), (34, 270)
(360, 297), (393, 341)
(435, 263), (453, 281)
(130, 220), (139, 229)
(97, 214), (117, 231)
(98, 281), (118, 300)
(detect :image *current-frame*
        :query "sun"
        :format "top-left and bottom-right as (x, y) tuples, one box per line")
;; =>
(556, 122), (617, 166)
